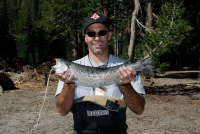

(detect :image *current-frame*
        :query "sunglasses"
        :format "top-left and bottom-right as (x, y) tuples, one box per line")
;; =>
(86, 30), (109, 37)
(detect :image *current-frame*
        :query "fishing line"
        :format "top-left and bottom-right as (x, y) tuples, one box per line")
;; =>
(30, 68), (53, 134)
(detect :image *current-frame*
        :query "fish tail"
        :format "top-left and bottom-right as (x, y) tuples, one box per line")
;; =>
(139, 56), (153, 76)
(142, 64), (153, 76)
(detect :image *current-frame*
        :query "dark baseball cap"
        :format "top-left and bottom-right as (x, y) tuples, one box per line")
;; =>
(84, 13), (111, 33)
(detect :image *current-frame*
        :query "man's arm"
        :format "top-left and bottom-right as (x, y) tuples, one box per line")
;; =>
(119, 84), (145, 115)
(56, 69), (75, 116)
(56, 83), (75, 116)
(117, 66), (145, 115)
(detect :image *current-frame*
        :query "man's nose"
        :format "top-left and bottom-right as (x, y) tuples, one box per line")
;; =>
(93, 35), (100, 40)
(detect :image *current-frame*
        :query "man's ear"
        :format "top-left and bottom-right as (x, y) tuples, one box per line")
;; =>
(85, 36), (87, 43)
(108, 32), (112, 40)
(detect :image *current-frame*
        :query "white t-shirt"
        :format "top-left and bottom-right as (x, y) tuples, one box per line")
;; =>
(55, 54), (146, 99)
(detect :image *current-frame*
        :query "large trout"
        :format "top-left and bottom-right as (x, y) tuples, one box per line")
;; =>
(52, 56), (152, 87)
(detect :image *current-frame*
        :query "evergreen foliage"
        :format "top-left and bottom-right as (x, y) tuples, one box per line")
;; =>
(0, 0), (199, 71)
(140, 0), (193, 72)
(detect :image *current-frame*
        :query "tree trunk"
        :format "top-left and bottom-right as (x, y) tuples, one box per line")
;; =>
(71, 34), (78, 60)
(0, 0), (9, 58)
(144, 0), (153, 56)
(128, 0), (140, 62)
(145, 0), (153, 31)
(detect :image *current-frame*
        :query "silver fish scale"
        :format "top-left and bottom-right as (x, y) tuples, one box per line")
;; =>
(53, 57), (152, 87)
(70, 63), (120, 87)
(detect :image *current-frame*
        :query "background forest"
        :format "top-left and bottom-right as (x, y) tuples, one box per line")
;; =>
(0, 0), (199, 73)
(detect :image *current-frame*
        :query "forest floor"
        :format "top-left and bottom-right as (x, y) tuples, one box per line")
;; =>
(0, 72), (200, 134)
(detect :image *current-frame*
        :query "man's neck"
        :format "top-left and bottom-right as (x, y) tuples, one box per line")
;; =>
(88, 53), (110, 64)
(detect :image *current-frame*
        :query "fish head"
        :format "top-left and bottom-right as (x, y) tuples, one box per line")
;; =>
(52, 58), (69, 74)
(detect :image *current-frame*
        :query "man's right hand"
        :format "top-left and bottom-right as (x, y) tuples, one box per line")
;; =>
(56, 69), (75, 84)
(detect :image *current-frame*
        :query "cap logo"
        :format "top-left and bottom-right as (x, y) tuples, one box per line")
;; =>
(91, 13), (100, 20)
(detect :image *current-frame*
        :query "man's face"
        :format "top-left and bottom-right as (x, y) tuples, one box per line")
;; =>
(85, 23), (112, 56)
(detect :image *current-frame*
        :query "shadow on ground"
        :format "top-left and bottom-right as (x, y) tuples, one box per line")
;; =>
(145, 84), (200, 96)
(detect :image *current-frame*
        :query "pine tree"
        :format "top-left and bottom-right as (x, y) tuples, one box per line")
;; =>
(142, 0), (193, 72)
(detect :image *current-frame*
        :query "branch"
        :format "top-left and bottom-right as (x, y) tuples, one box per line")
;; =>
(170, 4), (175, 28)
(136, 19), (152, 33)
(152, 13), (158, 18)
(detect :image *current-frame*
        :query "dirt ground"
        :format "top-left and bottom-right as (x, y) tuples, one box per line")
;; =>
(0, 74), (200, 134)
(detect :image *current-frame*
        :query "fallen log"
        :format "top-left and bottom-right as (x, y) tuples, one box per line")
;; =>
(155, 70), (200, 78)
(186, 83), (200, 89)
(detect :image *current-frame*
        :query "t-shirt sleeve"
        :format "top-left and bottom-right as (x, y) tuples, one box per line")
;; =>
(131, 74), (146, 95)
(55, 80), (64, 97)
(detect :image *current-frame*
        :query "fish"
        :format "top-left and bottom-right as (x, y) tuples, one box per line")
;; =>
(52, 56), (153, 87)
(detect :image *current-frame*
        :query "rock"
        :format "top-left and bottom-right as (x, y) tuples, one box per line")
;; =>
(0, 85), (3, 92)
(0, 72), (18, 91)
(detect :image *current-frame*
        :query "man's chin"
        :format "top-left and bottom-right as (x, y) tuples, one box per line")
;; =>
(93, 51), (104, 55)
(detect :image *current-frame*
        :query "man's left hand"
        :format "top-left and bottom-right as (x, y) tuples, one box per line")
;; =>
(117, 66), (136, 86)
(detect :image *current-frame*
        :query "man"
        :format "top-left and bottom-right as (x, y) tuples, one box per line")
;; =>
(55, 13), (146, 134)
